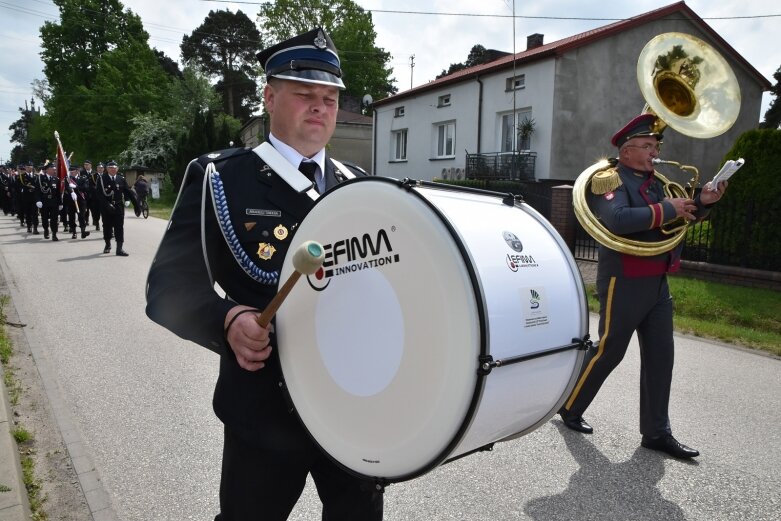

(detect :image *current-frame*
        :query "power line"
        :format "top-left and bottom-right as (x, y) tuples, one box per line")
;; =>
(199, 0), (781, 21)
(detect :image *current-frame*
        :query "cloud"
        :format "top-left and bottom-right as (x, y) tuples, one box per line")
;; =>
(0, 0), (776, 161)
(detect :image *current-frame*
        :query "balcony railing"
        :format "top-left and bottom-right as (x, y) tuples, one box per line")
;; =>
(465, 151), (536, 181)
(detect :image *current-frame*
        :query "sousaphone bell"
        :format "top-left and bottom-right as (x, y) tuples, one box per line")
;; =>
(573, 32), (741, 256)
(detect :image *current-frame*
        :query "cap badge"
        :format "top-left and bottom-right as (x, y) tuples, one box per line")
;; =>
(314, 30), (327, 50)
(257, 242), (276, 260)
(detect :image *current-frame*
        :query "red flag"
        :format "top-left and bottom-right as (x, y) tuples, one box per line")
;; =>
(54, 131), (69, 194)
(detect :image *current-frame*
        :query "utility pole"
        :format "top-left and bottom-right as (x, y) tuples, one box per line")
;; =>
(410, 55), (415, 90)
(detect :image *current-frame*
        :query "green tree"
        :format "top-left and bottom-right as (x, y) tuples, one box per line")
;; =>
(39, 0), (177, 162)
(436, 45), (503, 79)
(760, 65), (781, 129)
(181, 10), (263, 120)
(257, 0), (396, 106)
(40, 0), (149, 93)
(8, 99), (51, 165)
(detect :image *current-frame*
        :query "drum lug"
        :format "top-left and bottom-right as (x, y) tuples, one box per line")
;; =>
(574, 334), (595, 353)
(478, 355), (497, 375)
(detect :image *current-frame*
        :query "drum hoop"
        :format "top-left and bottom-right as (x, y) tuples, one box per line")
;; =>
(282, 175), (490, 485)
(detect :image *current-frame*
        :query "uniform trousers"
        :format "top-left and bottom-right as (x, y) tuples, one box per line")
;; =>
(215, 426), (383, 521)
(40, 206), (58, 234)
(101, 208), (124, 244)
(563, 274), (674, 437)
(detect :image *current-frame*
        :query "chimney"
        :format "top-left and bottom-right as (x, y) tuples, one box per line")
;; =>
(527, 33), (544, 50)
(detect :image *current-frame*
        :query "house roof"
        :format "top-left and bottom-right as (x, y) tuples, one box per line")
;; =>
(337, 109), (372, 125)
(374, 1), (771, 106)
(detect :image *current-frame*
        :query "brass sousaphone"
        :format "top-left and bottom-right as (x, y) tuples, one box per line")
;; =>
(573, 32), (741, 256)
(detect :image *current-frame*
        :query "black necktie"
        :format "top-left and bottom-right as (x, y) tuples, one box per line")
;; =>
(299, 161), (319, 193)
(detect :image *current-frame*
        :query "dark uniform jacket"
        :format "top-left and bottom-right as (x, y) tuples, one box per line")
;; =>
(16, 171), (37, 202)
(97, 172), (137, 215)
(590, 162), (711, 278)
(36, 173), (61, 208)
(146, 147), (362, 447)
(62, 174), (87, 209)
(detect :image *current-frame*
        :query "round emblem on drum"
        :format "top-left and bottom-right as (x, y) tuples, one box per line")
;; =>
(502, 231), (523, 252)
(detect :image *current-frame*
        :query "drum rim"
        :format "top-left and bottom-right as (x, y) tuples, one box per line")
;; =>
(281, 176), (490, 485)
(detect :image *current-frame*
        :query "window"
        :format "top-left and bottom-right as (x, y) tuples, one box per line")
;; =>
(435, 122), (456, 158)
(500, 110), (533, 152)
(505, 74), (525, 91)
(394, 106), (405, 117)
(392, 130), (407, 161)
(437, 94), (451, 107)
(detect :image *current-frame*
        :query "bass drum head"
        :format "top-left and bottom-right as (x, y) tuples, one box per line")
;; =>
(276, 177), (483, 481)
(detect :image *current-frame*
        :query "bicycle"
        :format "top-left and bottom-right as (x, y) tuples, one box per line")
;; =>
(139, 195), (149, 219)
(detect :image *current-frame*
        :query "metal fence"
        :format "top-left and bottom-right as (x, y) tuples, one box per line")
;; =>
(465, 151), (537, 181)
(573, 193), (780, 272)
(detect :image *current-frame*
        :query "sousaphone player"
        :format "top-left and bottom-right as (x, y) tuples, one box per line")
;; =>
(562, 33), (736, 459)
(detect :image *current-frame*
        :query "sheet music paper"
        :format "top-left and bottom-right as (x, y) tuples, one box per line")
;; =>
(709, 158), (744, 190)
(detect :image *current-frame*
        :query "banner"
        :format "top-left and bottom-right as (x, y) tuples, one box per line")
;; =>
(54, 130), (69, 194)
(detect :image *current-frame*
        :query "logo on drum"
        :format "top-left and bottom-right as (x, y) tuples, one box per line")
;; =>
(307, 228), (399, 291)
(503, 231), (523, 252)
(529, 289), (540, 309)
(506, 252), (538, 271)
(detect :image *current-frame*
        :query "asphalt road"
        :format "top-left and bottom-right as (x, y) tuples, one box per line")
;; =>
(0, 212), (779, 521)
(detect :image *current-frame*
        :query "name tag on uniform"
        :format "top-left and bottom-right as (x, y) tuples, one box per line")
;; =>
(246, 208), (281, 217)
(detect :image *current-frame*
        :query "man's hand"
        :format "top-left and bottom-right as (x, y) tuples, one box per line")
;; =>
(700, 180), (728, 206)
(666, 197), (698, 221)
(224, 305), (272, 371)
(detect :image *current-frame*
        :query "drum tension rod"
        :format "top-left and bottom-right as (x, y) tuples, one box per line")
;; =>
(477, 335), (593, 375)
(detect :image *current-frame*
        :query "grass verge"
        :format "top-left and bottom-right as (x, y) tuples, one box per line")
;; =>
(585, 276), (781, 357)
(0, 295), (48, 519)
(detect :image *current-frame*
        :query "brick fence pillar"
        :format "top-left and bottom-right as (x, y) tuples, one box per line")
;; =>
(550, 184), (575, 252)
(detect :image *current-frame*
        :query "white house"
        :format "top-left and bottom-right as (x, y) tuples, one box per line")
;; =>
(372, 1), (770, 183)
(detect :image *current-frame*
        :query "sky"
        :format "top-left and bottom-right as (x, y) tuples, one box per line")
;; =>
(0, 0), (778, 162)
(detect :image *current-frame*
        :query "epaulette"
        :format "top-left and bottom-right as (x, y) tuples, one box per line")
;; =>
(198, 147), (250, 166)
(590, 167), (622, 195)
(337, 160), (368, 177)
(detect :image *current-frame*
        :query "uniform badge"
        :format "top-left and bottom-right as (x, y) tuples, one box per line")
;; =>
(257, 242), (276, 260)
(244, 222), (256, 231)
(314, 30), (327, 49)
(605, 191), (615, 201)
(274, 224), (288, 240)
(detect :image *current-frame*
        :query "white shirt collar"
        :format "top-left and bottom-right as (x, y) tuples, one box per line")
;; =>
(268, 133), (325, 175)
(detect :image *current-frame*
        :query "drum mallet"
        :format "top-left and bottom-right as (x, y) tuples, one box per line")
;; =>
(256, 240), (325, 327)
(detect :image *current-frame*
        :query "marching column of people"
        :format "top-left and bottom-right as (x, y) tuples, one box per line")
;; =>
(1, 159), (144, 256)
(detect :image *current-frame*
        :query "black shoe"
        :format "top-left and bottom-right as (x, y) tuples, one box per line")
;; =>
(27, 227), (32, 233)
(559, 410), (594, 434)
(641, 434), (699, 459)
(116, 249), (129, 257)
(44, 232), (49, 239)
(52, 235), (58, 242)
(103, 246), (111, 254)
(72, 232), (77, 239)
(33, 228), (39, 235)
(81, 231), (90, 239)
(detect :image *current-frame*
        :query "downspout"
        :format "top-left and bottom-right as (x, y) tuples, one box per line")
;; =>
(372, 109), (377, 176)
(476, 75), (483, 153)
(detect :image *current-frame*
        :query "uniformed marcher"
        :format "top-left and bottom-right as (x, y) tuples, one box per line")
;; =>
(17, 161), (39, 234)
(146, 28), (383, 521)
(96, 160), (138, 255)
(558, 113), (728, 459)
(83, 160), (102, 231)
(35, 162), (62, 241)
(63, 163), (91, 239)
(0, 164), (14, 215)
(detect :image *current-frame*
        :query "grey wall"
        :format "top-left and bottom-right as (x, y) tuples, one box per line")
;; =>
(551, 16), (766, 184)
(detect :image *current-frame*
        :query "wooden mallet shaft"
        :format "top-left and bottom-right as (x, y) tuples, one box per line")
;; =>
(257, 240), (324, 327)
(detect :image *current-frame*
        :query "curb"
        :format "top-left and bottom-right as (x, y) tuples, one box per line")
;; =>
(0, 375), (31, 520)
